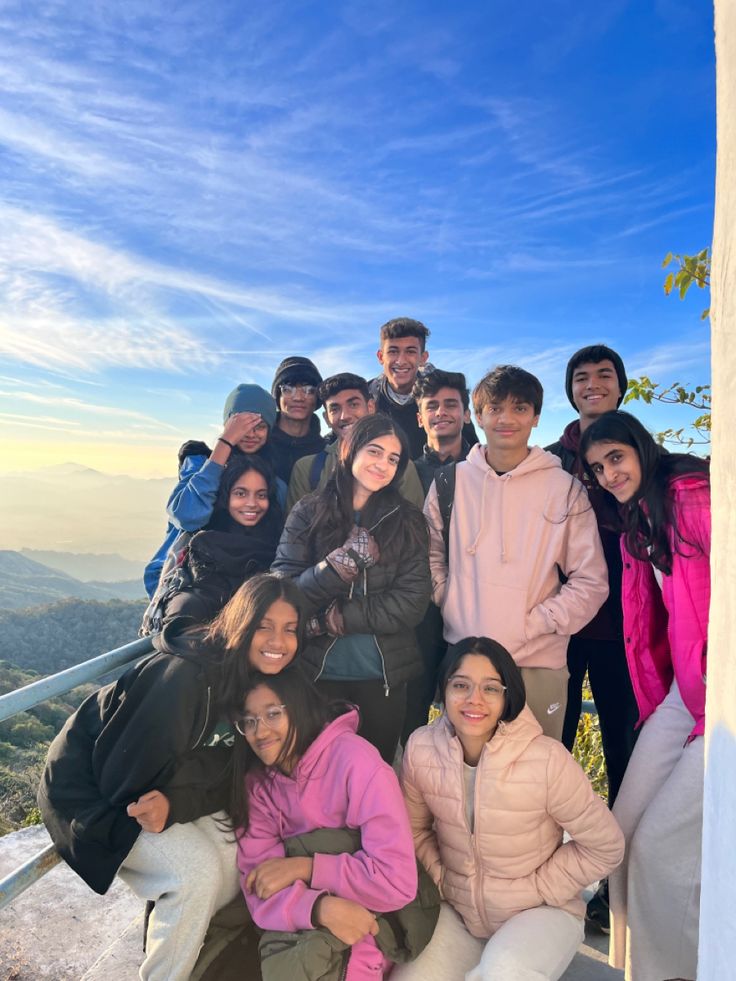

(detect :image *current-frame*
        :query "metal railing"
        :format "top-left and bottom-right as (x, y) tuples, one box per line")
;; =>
(0, 637), (154, 911)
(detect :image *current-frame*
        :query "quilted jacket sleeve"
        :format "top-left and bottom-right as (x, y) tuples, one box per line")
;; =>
(271, 498), (352, 613)
(533, 741), (624, 908)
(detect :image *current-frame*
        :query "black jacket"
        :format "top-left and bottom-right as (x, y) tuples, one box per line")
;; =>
(271, 496), (431, 688)
(161, 514), (281, 627)
(38, 624), (232, 894)
(413, 438), (473, 495)
(269, 415), (326, 485)
(369, 376), (478, 460)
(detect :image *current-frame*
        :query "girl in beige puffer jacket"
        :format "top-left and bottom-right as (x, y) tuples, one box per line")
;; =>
(392, 637), (624, 981)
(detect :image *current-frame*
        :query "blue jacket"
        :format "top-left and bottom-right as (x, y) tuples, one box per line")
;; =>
(144, 452), (286, 597)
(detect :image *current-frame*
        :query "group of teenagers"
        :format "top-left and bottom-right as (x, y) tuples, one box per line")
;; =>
(38, 318), (710, 981)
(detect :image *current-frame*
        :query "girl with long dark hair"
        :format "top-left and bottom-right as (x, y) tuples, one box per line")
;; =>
(141, 454), (284, 632)
(272, 413), (431, 762)
(38, 574), (304, 981)
(581, 410), (710, 981)
(392, 637), (623, 981)
(233, 667), (419, 980)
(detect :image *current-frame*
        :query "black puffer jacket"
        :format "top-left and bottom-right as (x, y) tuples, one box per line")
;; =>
(37, 623), (232, 894)
(271, 496), (431, 688)
(161, 513), (281, 627)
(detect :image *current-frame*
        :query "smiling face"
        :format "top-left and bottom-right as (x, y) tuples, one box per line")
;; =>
(417, 386), (470, 447)
(242, 685), (292, 768)
(444, 654), (506, 759)
(351, 433), (402, 508)
(377, 336), (428, 395)
(323, 388), (375, 443)
(228, 470), (270, 527)
(584, 440), (643, 503)
(477, 397), (539, 457)
(235, 418), (269, 454)
(247, 598), (299, 673)
(571, 359), (622, 426)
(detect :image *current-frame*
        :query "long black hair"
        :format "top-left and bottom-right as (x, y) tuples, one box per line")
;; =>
(580, 410), (709, 574)
(207, 453), (283, 533)
(304, 413), (427, 564)
(440, 637), (526, 726)
(228, 665), (346, 834)
(203, 573), (305, 717)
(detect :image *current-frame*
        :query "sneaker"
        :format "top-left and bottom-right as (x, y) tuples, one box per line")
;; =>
(585, 882), (611, 935)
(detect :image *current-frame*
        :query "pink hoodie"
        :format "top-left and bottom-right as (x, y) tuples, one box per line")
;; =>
(620, 475), (710, 739)
(237, 710), (417, 976)
(425, 444), (608, 667)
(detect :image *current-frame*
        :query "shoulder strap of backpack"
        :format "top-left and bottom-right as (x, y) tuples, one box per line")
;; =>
(308, 450), (328, 491)
(433, 462), (457, 561)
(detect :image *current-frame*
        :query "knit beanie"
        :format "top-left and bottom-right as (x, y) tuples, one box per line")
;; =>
(271, 357), (323, 405)
(222, 384), (278, 429)
(565, 345), (628, 410)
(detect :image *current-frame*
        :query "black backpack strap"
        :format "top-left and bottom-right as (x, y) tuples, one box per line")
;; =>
(308, 450), (328, 491)
(433, 462), (456, 561)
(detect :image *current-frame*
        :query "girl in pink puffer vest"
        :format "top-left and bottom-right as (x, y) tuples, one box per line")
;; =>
(392, 637), (624, 981)
(582, 410), (710, 981)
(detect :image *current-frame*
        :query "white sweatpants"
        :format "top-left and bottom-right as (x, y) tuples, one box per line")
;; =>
(118, 811), (241, 981)
(390, 902), (584, 981)
(608, 680), (703, 981)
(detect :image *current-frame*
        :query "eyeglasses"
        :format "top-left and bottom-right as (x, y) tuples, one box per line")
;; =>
(281, 383), (317, 397)
(234, 704), (287, 736)
(446, 680), (507, 701)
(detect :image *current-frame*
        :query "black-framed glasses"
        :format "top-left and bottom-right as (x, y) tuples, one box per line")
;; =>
(234, 704), (287, 736)
(281, 383), (317, 397)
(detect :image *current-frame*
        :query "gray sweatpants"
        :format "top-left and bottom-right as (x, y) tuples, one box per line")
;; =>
(118, 811), (241, 981)
(392, 901), (584, 981)
(608, 680), (703, 981)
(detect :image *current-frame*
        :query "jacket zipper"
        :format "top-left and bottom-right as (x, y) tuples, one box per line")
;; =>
(314, 636), (339, 683)
(191, 685), (212, 749)
(338, 948), (350, 981)
(461, 740), (491, 936)
(373, 634), (391, 696)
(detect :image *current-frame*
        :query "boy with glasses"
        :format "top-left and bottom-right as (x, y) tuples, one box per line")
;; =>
(270, 356), (326, 484)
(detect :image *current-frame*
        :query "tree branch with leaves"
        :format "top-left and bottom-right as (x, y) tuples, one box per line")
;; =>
(624, 249), (711, 448)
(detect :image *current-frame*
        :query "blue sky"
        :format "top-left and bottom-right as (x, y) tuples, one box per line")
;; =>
(0, 0), (714, 477)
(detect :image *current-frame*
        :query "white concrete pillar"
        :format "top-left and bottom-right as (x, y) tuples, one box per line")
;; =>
(699, 3), (736, 976)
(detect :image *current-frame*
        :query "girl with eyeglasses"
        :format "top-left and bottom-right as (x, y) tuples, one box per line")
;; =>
(581, 410), (710, 981)
(38, 574), (303, 981)
(391, 637), (624, 981)
(232, 667), (423, 980)
(272, 413), (431, 763)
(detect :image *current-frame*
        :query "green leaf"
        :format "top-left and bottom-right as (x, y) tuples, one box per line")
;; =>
(662, 252), (673, 268)
(664, 271), (674, 295)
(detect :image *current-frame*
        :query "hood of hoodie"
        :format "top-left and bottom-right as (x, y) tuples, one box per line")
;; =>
(462, 443), (564, 561)
(559, 419), (581, 453)
(291, 708), (360, 783)
(437, 703), (543, 769)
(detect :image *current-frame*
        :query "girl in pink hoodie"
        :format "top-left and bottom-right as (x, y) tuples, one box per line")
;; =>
(582, 410), (710, 981)
(234, 667), (419, 980)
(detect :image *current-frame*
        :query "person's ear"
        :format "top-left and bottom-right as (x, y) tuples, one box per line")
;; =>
(463, 408), (471, 424)
(367, 399), (376, 415)
(420, 349), (429, 366)
(376, 348), (385, 365)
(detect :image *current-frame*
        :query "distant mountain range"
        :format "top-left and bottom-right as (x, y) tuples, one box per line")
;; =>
(0, 462), (174, 562)
(20, 548), (144, 583)
(0, 551), (146, 610)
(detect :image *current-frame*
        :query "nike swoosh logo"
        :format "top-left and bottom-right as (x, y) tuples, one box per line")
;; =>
(546, 702), (561, 715)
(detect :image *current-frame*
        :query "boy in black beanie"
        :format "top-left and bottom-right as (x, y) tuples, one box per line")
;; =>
(270, 356), (325, 484)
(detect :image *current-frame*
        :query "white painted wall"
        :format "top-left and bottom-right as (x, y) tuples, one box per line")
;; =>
(699, 3), (736, 977)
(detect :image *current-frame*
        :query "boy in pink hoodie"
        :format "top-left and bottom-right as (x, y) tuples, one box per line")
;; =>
(424, 365), (608, 738)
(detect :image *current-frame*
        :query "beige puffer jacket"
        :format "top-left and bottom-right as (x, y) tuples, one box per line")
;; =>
(401, 708), (624, 939)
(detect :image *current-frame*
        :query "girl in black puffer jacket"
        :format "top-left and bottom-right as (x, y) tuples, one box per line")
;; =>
(142, 455), (283, 633)
(272, 414), (431, 762)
